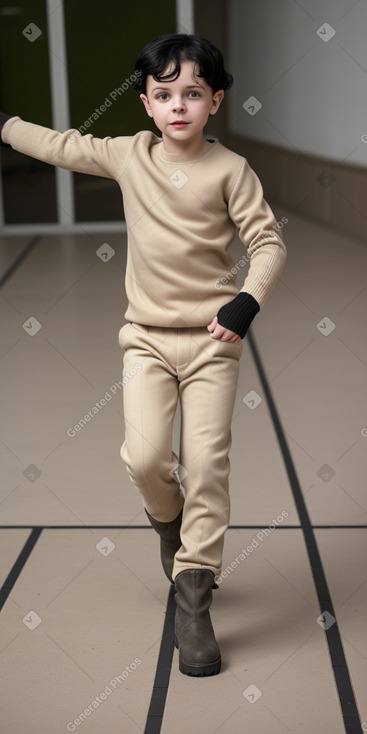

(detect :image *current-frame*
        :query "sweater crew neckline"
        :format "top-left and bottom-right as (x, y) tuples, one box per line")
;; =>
(158, 139), (217, 163)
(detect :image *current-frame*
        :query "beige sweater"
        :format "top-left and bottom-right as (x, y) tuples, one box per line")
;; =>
(2, 117), (286, 329)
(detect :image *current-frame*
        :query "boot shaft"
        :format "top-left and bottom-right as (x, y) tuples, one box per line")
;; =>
(145, 508), (183, 541)
(174, 568), (221, 676)
(175, 569), (215, 630)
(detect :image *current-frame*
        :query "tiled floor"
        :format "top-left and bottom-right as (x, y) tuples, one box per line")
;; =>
(0, 206), (366, 733)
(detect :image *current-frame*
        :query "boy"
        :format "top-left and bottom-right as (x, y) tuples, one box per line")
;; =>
(0, 33), (286, 677)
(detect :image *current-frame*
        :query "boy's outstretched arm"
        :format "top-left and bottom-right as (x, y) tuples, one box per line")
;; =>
(211, 158), (287, 340)
(0, 113), (131, 180)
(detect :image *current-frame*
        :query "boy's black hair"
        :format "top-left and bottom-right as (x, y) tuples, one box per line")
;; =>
(131, 33), (233, 95)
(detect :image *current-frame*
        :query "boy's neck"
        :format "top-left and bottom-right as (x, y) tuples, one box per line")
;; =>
(161, 131), (209, 157)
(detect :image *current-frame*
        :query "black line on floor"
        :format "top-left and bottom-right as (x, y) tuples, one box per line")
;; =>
(144, 584), (176, 734)
(0, 236), (42, 290)
(247, 328), (362, 734)
(306, 525), (367, 530)
(229, 525), (367, 530)
(0, 528), (42, 613)
(1, 524), (366, 530)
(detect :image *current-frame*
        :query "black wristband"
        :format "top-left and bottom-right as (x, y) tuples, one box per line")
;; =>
(217, 292), (260, 339)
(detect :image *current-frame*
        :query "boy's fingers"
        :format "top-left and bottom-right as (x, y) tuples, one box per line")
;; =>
(207, 316), (218, 332)
(207, 317), (240, 341)
(210, 324), (241, 342)
(210, 324), (226, 340)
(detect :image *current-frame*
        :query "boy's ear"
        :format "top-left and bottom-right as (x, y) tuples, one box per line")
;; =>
(209, 89), (225, 116)
(140, 94), (154, 118)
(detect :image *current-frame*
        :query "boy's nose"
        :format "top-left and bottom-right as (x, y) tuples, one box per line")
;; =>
(172, 97), (186, 112)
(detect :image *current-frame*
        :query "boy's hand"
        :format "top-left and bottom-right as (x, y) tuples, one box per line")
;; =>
(207, 316), (241, 342)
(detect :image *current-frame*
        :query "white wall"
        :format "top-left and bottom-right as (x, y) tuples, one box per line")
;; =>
(227, 0), (367, 166)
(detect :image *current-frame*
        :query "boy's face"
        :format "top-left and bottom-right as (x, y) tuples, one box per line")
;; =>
(140, 60), (224, 153)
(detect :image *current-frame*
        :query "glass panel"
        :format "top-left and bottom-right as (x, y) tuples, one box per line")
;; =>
(0, 0), (57, 223)
(63, 0), (176, 221)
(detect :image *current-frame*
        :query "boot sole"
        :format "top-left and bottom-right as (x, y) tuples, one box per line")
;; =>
(174, 634), (221, 676)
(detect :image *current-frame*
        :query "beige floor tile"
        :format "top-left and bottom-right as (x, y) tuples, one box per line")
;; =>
(0, 236), (32, 277)
(230, 344), (299, 525)
(315, 529), (367, 722)
(0, 529), (169, 733)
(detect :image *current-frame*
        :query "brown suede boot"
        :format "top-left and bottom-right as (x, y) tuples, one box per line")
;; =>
(174, 569), (221, 676)
(145, 508), (183, 583)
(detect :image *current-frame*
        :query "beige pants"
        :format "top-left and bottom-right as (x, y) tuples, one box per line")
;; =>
(118, 322), (243, 580)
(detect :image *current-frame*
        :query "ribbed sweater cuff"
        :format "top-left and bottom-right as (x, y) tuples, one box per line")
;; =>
(217, 292), (260, 339)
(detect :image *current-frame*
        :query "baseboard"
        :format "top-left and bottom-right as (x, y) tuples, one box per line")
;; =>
(223, 133), (367, 242)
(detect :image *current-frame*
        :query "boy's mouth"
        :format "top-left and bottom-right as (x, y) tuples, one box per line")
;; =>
(170, 121), (190, 128)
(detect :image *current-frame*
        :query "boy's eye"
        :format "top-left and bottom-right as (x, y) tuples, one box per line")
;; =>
(155, 91), (202, 101)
